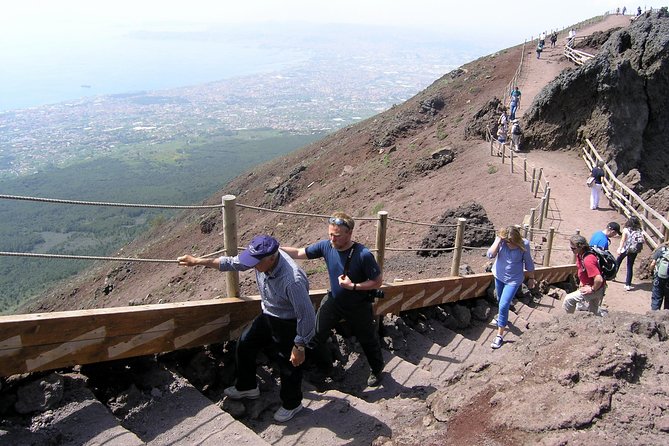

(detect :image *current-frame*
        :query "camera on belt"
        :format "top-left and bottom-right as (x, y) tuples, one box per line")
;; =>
(366, 289), (385, 302)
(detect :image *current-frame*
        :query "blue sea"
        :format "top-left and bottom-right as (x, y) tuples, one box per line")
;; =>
(0, 32), (308, 112)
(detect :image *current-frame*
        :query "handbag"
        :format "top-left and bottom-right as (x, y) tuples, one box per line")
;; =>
(586, 176), (595, 187)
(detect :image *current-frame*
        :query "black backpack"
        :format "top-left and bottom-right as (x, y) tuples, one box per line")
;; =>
(584, 247), (617, 281)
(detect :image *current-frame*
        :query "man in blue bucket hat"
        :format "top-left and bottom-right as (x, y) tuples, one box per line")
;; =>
(178, 234), (315, 423)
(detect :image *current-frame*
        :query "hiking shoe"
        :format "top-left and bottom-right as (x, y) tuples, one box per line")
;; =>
(367, 372), (382, 387)
(224, 385), (260, 400)
(273, 404), (303, 422)
(491, 335), (504, 349)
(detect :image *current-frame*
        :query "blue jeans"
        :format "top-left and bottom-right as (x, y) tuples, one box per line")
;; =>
(494, 278), (520, 328)
(651, 276), (669, 310)
(616, 250), (638, 286)
(510, 102), (518, 120)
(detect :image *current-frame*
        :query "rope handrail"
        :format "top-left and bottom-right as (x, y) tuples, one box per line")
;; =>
(238, 203), (374, 221)
(387, 216), (457, 228)
(0, 251), (176, 263)
(0, 194), (222, 209)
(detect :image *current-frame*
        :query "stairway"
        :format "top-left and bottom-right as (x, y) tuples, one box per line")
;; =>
(0, 294), (565, 445)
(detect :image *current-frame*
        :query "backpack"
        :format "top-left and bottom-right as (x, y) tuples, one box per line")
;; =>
(657, 248), (669, 280)
(584, 247), (617, 281)
(627, 229), (644, 253)
(512, 123), (522, 135)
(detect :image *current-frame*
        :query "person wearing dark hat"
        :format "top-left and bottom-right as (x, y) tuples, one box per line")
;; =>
(177, 234), (315, 423)
(589, 222), (621, 250)
(282, 212), (385, 388)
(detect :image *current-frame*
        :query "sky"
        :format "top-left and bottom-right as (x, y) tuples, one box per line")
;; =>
(2, 1), (666, 42)
(1, 1), (666, 111)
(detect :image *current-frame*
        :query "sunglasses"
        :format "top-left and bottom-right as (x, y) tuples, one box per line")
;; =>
(328, 217), (351, 230)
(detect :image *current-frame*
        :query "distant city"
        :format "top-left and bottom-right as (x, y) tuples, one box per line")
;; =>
(0, 25), (480, 178)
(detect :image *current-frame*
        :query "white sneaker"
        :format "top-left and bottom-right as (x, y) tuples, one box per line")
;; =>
(576, 301), (589, 311)
(491, 335), (504, 349)
(224, 385), (260, 400)
(274, 404), (303, 422)
(624, 285), (632, 291)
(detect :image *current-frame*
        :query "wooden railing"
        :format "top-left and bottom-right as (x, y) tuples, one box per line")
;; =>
(0, 265), (575, 377)
(582, 139), (669, 249)
(564, 43), (595, 65)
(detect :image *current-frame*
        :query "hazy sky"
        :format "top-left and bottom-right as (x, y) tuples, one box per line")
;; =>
(2, 0), (666, 111)
(3, 1), (666, 43)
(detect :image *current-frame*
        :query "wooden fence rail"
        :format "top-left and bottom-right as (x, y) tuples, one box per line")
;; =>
(582, 139), (669, 249)
(0, 265), (575, 377)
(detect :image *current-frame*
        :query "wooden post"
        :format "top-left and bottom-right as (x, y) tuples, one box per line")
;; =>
(490, 138), (494, 156)
(501, 144), (506, 164)
(534, 168), (543, 198)
(510, 150), (514, 173)
(523, 158), (528, 182)
(529, 208), (536, 241)
(523, 224), (529, 239)
(375, 211), (388, 271)
(222, 195), (240, 298)
(544, 185), (551, 219)
(545, 227), (555, 266)
(665, 212), (669, 243)
(538, 197), (546, 229)
(531, 167), (537, 193)
(451, 218), (466, 277)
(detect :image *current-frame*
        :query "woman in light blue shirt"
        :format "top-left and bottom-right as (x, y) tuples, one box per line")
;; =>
(487, 226), (536, 349)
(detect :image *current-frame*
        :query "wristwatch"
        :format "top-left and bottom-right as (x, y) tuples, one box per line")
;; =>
(294, 344), (305, 352)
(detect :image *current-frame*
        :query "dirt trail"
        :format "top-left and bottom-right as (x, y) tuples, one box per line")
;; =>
(515, 14), (651, 315)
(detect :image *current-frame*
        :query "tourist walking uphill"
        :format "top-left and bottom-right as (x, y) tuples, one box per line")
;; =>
(650, 242), (669, 310)
(282, 212), (385, 387)
(589, 160), (605, 210)
(509, 86), (521, 120)
(487, 226), (536, 349)
(563, 235), (606, 315)
(177, 235), (316, 423)
(589, 221), (621, 250)
(616, 216), (644, 291)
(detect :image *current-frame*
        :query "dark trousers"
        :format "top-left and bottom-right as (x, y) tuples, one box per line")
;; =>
(651, 277), (669, 310)
(616, 251), (638, 286)
(235, 313), (302, 410)
(310, 293), (384, 375)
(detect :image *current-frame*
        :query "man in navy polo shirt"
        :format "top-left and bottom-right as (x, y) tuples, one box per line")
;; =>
(178, 234), (315, 423)
(283, 212), (385, 387)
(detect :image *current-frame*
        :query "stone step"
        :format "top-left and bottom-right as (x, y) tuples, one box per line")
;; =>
(221, 350), (433, 445)
(255, 388), (409, 445)
(0, 373), (144, 446)
(117, 368), (270, 445)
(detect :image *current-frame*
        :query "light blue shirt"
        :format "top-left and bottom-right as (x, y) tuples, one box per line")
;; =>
(218, 250), (315, 345)
(487, 238), (535, 286)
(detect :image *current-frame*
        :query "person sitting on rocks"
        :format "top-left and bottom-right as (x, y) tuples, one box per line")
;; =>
(563, 235), (606, 315)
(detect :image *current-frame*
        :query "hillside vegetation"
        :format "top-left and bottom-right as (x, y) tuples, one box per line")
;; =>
(0, 130), (322, 312)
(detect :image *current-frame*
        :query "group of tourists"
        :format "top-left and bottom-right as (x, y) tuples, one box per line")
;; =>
(495, 86), (523, 153)
(486, 215), (669, 350)
(177, 212), (384, 422)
